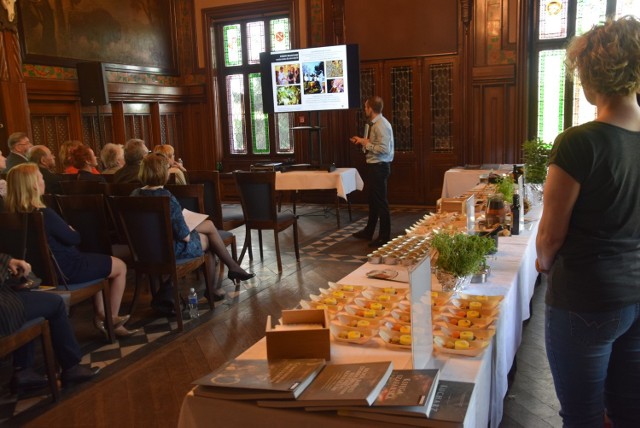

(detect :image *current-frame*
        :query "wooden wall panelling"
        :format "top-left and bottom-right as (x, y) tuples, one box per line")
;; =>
(123, 103), (152, 145)
(80, 104), (114, 153)
(382, 58), (423, 205)
(28, 101), (82, 170)
(422, 56), (462, 205)
(158, 103), (185, 160)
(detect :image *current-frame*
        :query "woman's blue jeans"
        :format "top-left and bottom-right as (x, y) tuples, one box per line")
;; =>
(545, 303), (640, 427)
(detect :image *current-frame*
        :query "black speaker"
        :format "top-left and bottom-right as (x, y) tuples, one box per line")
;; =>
(76, 62), (109, 106)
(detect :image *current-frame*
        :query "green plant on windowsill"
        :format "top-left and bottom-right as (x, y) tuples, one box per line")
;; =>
(523, 137), (552, 184)
(430, 232), (496, 278)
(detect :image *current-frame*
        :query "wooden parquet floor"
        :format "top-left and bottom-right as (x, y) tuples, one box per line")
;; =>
(3, 204), (561, 427)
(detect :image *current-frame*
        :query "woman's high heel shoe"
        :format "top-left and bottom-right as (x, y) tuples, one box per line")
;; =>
(228, 270), (255, 284)
(94, 316), (137, 339)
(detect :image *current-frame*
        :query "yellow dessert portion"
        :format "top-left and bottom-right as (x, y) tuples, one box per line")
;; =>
(342, 285), (354, 292)
(466, 310), (480, 319)
(460, 331), (475, 341)
(356, 320), (370, 328)
(469, 301), (482, 311)
(370, 302), (383, 311)
(347, 331), (362, 339)
(454, 339), (470, 350)
(316, 304), (329, 309)
(458, 319), (472, 328)
(383, 287), (397, 295)
(399, 335), (412, 346)
(431, 291), (439, 298)
(363, 309), (376, 318)
(377, 294), (391, 302)
(400, 325), (411, 334)
(332, 291), (345, 299)
(323, 297), (337, 305)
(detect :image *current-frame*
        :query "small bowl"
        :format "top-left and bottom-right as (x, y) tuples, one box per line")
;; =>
(330, 322), (378, 344)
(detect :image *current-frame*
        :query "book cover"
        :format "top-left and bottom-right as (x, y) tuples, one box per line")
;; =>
(337, 380), (474, 428)
(257, 361), (394, 408)
(192, 358), (325, 400)
(307, 369), (440, 417)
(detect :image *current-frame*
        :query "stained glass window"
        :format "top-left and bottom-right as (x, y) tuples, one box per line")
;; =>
(537, 50), (565, 143)
(223, 25), (242, 67)
(275, 114), (294, 153)
(246, 22), (265, 65)
(226, 75), (246, 154)
(539, 0), (568, 39)
(573, 79), (597, 126)
(430, 63), (454, 152)
(249, 73), (269, 154)
(270, 18), (291, 52)
(616, 0), (639, 18)
(576, 0), (606, 36)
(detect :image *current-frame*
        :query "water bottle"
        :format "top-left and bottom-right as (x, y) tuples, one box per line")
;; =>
(188, 288), (199, 319)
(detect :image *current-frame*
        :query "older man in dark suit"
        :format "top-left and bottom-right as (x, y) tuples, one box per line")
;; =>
(29, 145), (62, 194)
(4, 132), (32, 172)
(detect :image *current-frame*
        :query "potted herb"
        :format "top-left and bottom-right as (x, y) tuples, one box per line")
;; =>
(494, 176), (514, 204)
(522, 138), (552, 207)
(430, 232), (496, 292)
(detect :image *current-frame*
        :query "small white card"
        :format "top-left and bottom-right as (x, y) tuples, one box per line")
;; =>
(182, 208), (208, 232)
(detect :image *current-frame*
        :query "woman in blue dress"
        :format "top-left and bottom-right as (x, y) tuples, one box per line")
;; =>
(5, 163), (135, 337)
(134, 153), (254, 301)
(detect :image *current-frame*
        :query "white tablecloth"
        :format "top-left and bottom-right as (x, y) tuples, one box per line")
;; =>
(275, 168), (364, 200)
(441, 166), (512, 198)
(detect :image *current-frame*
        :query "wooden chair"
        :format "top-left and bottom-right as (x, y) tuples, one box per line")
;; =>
(166, 183), (238, 264)
(186, 170), (244, 231)
(0, 318), (60, 402)
(0, 212), (116, 343)
(110, 196), (214, 330)
(233, 171), (300, 273)
(103, 182), (140, 197)
(58, 180), (105, 195)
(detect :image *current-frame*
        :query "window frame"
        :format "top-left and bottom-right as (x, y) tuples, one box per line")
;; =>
(203, 0), (298, 160)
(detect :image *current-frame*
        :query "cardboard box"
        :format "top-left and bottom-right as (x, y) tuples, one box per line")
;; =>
(265, 309), (331, 361)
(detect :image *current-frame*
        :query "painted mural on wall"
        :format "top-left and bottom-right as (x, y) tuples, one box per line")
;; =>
(18, 0), (176, 73)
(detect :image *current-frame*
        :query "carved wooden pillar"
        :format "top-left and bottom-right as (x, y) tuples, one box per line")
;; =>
(0, 4), (31, 145)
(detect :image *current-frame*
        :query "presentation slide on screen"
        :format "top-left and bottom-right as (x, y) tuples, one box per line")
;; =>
(269, 45), (349, 113)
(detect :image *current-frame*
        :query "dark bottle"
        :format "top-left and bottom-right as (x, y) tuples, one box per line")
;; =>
(512, 164), (521, 184)
(511, 191), (521, 235)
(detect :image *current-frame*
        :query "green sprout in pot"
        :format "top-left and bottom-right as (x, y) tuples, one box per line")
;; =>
(430, 232), (496, 278)
(522, 138), (552, 184)
(495, 176), (514, 205)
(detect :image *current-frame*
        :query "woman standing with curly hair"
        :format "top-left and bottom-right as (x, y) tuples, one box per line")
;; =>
(536, 16), (640, 427)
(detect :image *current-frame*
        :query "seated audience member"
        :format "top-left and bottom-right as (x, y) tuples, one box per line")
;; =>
(28, 145), (62, 194)
(3, 132), (32, 172)
(0, 253), (100, 391)
(70, 145), (105, 182)
(153, 144), (187, 184)
(100, 143), (125, 174)
(59, 140), (99, 175)
(5, 163), (135, 337)
(0, 149), (6, 198)
(133, 154), (254, 304)
(113, 139), (147, 184)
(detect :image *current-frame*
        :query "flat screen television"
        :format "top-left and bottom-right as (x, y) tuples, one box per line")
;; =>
(260, 44), (360, 114)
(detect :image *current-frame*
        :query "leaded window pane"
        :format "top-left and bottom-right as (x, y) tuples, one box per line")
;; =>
(223, 24), (242, 67)
(390, 66), (413, 152)
(246, 21), (265, 65)
(576, 0), (606, 36)
(538, 50), (566, 143)
(356, 68), (376, 133)
(249, 73), (269, 154)
(226, 74), (246, 154)
(270, 18), (291, 52)
(616, 0), (639, 18)
(573, 79), (597, 126)
(275, 114), (294, 154)
(539, 0), (568, 40)
(430, 63), (454, 152)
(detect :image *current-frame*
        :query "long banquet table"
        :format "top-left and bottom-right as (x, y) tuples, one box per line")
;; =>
(178, 208), (541, 428)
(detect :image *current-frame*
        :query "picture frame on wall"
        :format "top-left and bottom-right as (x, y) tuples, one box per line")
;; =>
(17, 0), (178, 75)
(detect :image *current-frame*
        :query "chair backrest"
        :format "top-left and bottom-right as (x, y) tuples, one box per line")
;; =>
(185, 170), (224, 229)
(55, 194), (113, 255)
(59, 180), (105, 195)
(103, 182), (141, 197)
(110, 196), (177, 273)
(233, 171), (278, 226)
(165, 184), (205, 214)
(0, 211), (58, 286)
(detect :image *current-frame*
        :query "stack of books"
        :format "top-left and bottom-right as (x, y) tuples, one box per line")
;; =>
(192, 358), (474, 426)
